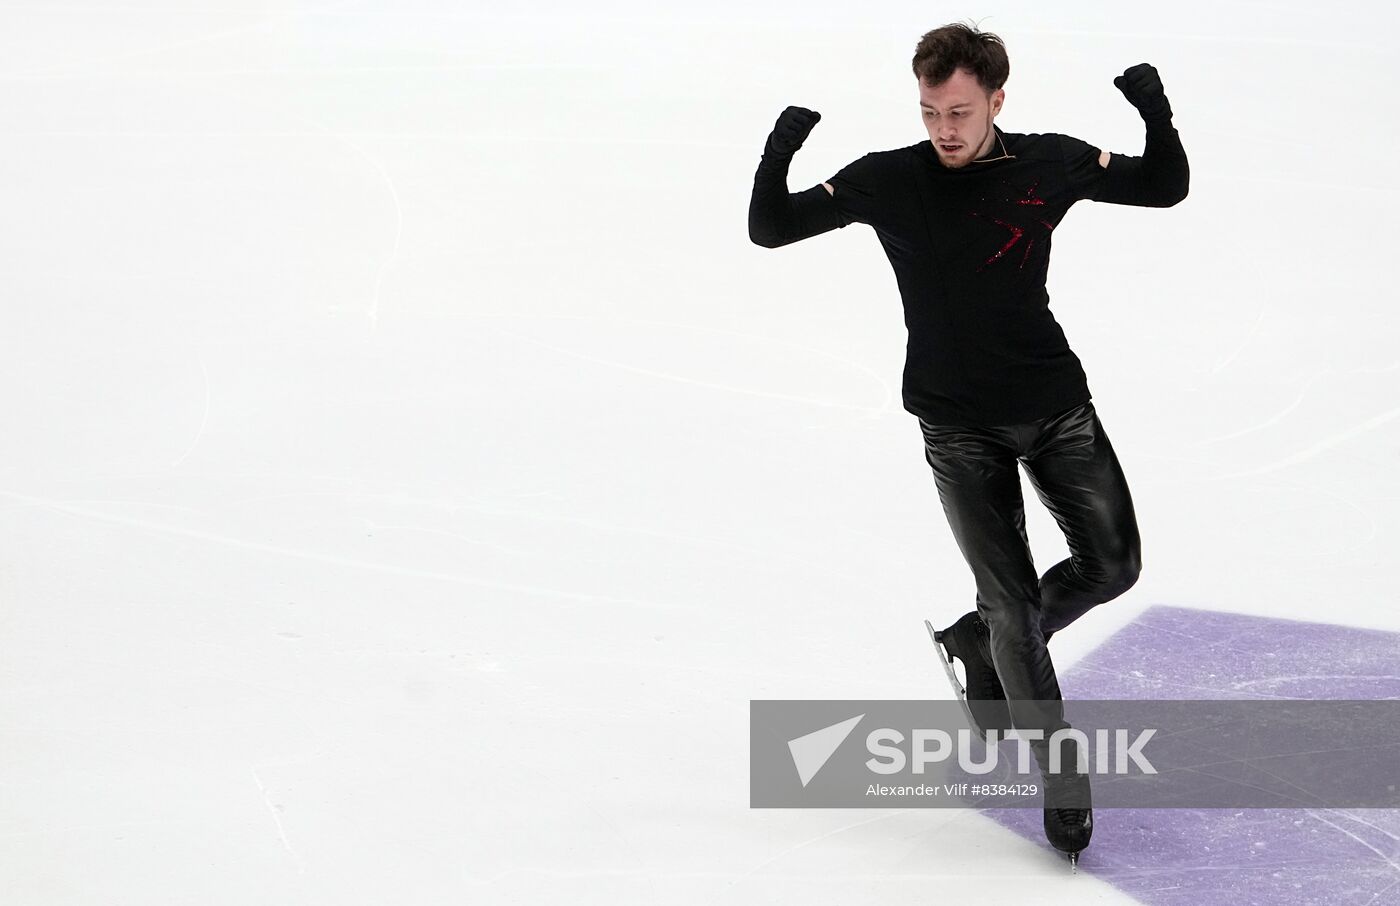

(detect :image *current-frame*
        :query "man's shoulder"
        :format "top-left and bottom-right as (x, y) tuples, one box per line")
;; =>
(829, 143), (919, 183)
(860, 143), (923, 164)
(861, 142), (926, 176)
(1002, 129), (1099, 160)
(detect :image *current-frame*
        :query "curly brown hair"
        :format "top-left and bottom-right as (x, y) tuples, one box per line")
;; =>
(911, 21), (1010, 93)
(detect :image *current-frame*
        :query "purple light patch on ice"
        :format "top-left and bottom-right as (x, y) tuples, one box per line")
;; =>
(987, 604), (1400, 904)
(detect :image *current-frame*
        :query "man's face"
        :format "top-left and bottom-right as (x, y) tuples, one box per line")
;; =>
(919, 68), (1005, 168)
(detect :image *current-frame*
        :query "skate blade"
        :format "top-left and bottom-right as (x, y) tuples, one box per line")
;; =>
(1068, 851), (1079, 873)
(924, 619), (993, 744)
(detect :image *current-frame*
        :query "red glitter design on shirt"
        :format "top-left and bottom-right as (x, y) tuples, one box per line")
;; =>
(970, 179), (1057, 272)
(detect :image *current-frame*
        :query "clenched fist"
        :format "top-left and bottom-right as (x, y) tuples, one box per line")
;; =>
(765, 105), (822, 158)
(1114, 63), (1173, 123)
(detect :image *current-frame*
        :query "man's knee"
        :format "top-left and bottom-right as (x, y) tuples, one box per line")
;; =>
(1076, 531), (1141, 600)
(1102, 543), (1142, 598)
(979, 601), (1045, 648)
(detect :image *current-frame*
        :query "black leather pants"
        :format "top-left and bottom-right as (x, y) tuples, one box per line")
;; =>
(919, 400), (1142, 763)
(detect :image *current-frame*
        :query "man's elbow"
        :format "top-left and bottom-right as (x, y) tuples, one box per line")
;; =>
(1149, 173), (1189, 207)
(749, 228), (780, 248)
(748, 208), (776, 247)
(1166, 177), (1189, 207)
(748, 222), (790, 248)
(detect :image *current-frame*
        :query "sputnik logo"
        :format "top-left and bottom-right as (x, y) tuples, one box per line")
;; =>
(787, 714), (865, 787)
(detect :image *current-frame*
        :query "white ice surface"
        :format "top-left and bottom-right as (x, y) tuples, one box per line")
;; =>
(0, 1), (1396, 903)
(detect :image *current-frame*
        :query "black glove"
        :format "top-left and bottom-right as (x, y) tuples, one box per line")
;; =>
(764, 105), (822, 159)
(1113, 63), (1173, 123)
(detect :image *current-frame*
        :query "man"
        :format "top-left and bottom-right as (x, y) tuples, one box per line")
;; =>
(747, 22), (1188, 868)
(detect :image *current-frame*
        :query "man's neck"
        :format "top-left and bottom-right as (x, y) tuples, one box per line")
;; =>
(974, 127), (1000, 160)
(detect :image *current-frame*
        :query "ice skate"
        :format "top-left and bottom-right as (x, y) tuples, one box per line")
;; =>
(1042, 758), (1093, 872)
(925, 611), (1012, 742)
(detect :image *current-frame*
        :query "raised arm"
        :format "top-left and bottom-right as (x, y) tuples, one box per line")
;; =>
(1094, 63), (1189, 207)
(748, 106), (844, 248)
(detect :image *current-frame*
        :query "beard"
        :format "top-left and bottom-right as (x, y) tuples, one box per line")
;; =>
(935, 111), (994, 167)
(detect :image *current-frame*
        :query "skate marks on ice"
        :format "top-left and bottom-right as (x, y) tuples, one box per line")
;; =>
(987, 605), (1400, 904)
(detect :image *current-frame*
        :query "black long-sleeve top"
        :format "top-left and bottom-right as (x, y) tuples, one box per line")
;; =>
(748, 119), (1189, 426)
